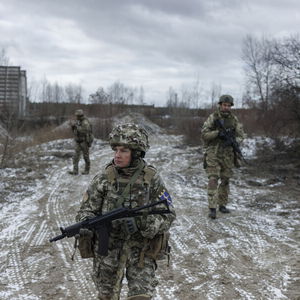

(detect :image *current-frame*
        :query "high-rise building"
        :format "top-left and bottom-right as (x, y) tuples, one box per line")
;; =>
(0, 66), (28, 117)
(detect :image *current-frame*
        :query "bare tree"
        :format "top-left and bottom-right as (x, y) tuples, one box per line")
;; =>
(89, 87), (110, 104)
(52, 82), (65, 103)
(242, 35), (274, 110)
(65, 83), (83, 103)
(166, 87), (178, 108)
(190, 77), (204, 109)
(271, 35), (300, 90)
(0, 104), (20, 168)
(270, 35), (300, 132)
(138, 86), (145, 105)
(107, 81), (138, 104)
(209, 82), (222, 109)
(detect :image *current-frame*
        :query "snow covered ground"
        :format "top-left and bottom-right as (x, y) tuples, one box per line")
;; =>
(0, 117), (299, 300)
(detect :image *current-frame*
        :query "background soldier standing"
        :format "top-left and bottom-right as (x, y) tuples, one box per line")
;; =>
(69, 109), (93, 175)
(202, 95), (245, 219)
(76, 123), (176, 300)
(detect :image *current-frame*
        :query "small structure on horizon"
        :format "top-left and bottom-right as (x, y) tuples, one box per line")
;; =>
(0, 66), (28, 117)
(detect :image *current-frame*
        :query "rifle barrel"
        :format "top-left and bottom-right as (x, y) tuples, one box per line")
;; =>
(49, 233), (66, 243)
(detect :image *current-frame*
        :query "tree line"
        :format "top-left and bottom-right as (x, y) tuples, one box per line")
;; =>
(242, 34), (300, 135)
(1, 33), (300, 168)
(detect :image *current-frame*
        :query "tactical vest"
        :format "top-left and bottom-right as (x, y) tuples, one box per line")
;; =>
(104, 163), (157, 212)
(105, 163), (172, 265)
(75, 118), (92, 143)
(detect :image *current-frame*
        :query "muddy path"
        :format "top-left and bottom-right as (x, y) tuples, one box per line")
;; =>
(0, 132), (299, 300)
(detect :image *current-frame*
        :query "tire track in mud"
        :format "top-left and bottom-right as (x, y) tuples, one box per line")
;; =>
(168, 143), (297, 300)
(44, 148), (115, 300)
(149, 142), (285, 300)
(2, 134), (299, 299)
(3, 194), (50, 299)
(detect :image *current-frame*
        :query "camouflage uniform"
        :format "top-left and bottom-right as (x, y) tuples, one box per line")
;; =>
(70, 109), (93, 175)
(76, 124), (176, 300)
(202, 96), (245, 214)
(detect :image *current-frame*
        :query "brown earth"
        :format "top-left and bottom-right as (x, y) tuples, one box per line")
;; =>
(0, 130), (299, 300)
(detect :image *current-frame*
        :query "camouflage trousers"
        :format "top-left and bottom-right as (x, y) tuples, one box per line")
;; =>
(92, 242), (157, 300)
(204, 150), (234, 209)
(73, 141), (90, 172)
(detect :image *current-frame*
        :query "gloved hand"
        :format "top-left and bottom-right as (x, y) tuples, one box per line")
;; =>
(69, 120), (76, 130)
(218, 130), (226, 139)
(139, 215), (164, 239)
(79, 228), (93, 238)
(218, 128), (235, 140)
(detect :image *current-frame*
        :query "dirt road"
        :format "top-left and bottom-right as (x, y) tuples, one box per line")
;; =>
(0, 121), (299, 299)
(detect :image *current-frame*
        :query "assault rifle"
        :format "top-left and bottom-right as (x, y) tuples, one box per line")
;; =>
(49, 199), (171, 256)
(215, 119), (247, 164)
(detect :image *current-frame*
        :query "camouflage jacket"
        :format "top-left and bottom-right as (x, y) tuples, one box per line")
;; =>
(76, 159), (176, 248)
(71, 117), (92, 143)
(201, 108), (245, 155)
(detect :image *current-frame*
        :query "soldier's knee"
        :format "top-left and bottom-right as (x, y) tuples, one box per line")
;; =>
(127, 295), (151, 300)
(208, 176), (218, 189)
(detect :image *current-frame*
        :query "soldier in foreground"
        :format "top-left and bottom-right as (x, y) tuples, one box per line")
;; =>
(69, 109), (93, 175)
(202, 95), (245, 219)
(75, 123), (176, 300)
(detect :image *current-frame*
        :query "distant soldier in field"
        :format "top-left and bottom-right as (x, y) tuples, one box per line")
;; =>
(76, 123), (176, 300)
(202, 95), (246, 219)
(69, 109), (93, 175)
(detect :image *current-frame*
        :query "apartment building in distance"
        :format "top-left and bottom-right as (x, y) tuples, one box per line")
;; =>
(0, 66), (28, 117)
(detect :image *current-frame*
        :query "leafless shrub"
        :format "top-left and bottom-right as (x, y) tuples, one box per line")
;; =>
(93, 118), (113, 139)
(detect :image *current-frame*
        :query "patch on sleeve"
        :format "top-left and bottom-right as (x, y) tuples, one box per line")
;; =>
(159, 189), (173, 206)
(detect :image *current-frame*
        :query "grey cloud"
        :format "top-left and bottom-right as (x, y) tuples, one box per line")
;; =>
(1, 0), (300, 105)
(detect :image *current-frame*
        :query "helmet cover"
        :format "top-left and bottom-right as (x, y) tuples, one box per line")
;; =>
(108, 123), (150, 152)
(218, 94), (234, 106)
(75, 109), (84, 116)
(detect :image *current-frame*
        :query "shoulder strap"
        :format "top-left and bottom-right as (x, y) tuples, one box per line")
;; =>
(143, 165), (157, 185)
(105, 164), (116, 183)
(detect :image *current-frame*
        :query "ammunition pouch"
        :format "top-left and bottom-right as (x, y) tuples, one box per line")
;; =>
(145, 231), (171, 265)
(76, 228), (94, 259)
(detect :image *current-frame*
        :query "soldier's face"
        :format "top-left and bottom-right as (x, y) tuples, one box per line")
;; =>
(114, 146), (132, 168)
(220, 102), (232, 113)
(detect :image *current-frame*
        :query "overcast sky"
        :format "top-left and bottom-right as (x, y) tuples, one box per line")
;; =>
(1, 0), (299, 106)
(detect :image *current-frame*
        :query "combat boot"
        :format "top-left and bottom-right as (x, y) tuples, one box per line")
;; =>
(82, 166), (90, 175)
(209, 208), (216, 219)
(68, 170), (78, 175)
(219, 205), (230, 213)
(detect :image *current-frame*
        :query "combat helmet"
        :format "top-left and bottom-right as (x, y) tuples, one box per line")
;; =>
(108, 123), (150, 153)
(75, 109), (84, 116)
(218, 95), (234, 106)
